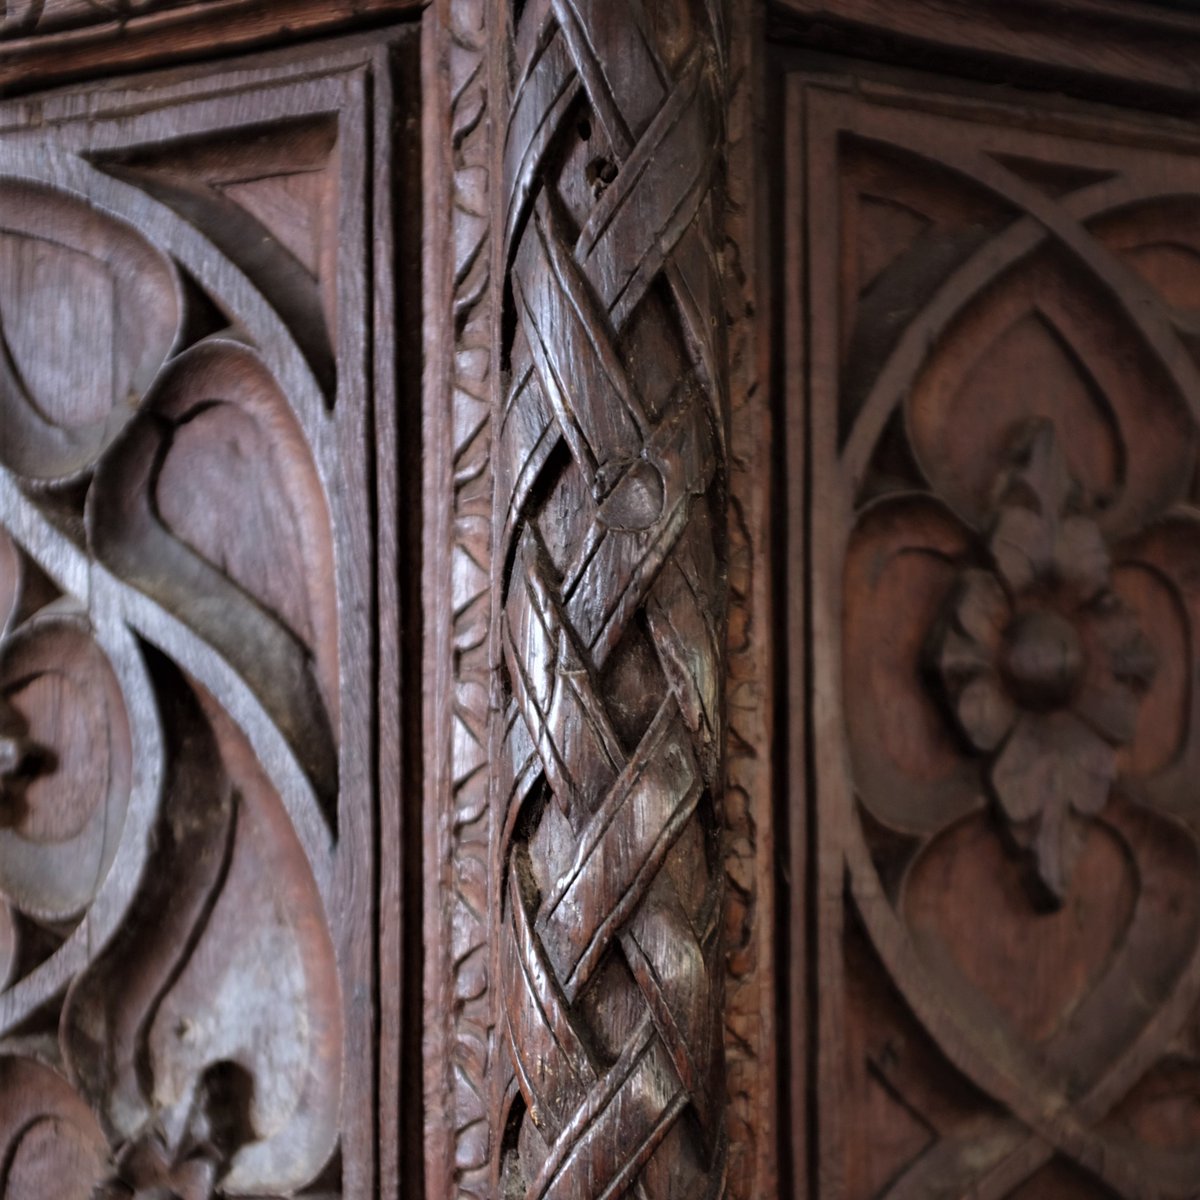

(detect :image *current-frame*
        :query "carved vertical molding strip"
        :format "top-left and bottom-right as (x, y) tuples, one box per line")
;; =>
(722, 2), (777, 1196)
(424, 0), (498, 1196)
(493, 2), (730, 1197)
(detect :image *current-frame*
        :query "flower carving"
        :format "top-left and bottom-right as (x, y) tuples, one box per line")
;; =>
(931, 420), (1156, 906)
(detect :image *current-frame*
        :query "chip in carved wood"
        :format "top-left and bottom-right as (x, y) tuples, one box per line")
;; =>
(796, 82), (1200, 1198)
(494, 1), (730, 1197)
(0, 41), (404, 1197)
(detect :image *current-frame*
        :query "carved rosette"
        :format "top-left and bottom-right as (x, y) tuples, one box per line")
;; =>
(494, 1), (729, 1197)
(929, 419), (1157, 905)
(803, 86), (1200, 1198)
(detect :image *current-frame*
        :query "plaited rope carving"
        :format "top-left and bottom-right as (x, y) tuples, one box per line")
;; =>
(495, 1), (728, 1196)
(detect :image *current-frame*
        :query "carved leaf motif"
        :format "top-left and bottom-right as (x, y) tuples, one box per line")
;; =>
(0, 179), (180, 483)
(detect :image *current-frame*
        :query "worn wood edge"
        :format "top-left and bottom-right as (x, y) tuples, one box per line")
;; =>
(485, 3), (509, 1195)
(422, 4), (458, 1195)
(768, 0), (1200, 111)
(0, 0), (426, 96)
(421, 3), (457, 1198)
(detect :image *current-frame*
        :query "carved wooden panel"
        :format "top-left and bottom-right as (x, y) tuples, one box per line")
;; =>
(0, 31), (414, 1198)
(789, 76), (1200, 1199)
(722, 3), (778, 1198)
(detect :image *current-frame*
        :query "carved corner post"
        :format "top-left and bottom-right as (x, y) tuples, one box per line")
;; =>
(491, 1), (732, 1196)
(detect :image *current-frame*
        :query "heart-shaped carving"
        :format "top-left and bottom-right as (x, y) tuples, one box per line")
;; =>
(904, 811), (1136, 1047)
(900, 800), (1200, 1095)
(87, 339), (338, 798)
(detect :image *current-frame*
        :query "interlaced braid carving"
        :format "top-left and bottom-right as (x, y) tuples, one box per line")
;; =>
(495, 1), (729, 1196)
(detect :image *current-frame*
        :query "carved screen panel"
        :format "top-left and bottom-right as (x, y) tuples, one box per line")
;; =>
(0, 33), (413, 1198)
(789, 76), (1200, 1198)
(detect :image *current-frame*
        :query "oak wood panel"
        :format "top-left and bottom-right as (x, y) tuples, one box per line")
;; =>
(787, 65), (1200, 1199)
(771, 0), (1200, 111)
(419, 1), (496, 1198)
(0, 29), (419, 1198)
(724, 3), (779, 1198)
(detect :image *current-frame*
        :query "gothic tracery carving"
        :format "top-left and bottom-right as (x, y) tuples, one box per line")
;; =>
(800, 82), (1200, 1198)
(0, 39), (400, 1197)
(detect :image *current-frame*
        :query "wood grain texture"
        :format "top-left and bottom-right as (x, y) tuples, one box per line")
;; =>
(492, 1), (731, 1197)
(0, 0), (423, 95)
(770, 0), (1200, 108)
(790, 69), (1200, 1200)
(0, 31), (418, 1199)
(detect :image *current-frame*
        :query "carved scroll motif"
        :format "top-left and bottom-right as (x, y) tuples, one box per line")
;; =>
(0, 63), (378, 1194)
(494, 2), (730, 1197)
(800, 85), (1200, 1198)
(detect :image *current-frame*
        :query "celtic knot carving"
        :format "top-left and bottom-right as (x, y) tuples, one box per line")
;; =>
(495, 1), (729, 1196)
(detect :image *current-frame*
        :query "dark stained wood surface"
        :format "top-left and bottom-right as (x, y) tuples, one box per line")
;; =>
(8, 2), (1200, 1198)
(771, 0), (1200, 109)
(419, 0), (497, 1198)
(723, 2), (779, 1198)
(788, 63), (1200, 1199)
(491, 1), (732, 1197)
(0, 0), (424, 96)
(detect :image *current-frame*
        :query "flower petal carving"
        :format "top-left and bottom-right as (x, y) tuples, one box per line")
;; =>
(843, 495), (984, 835)
(990, 711), (1117, 904)
(926, 421), (1156, 904)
